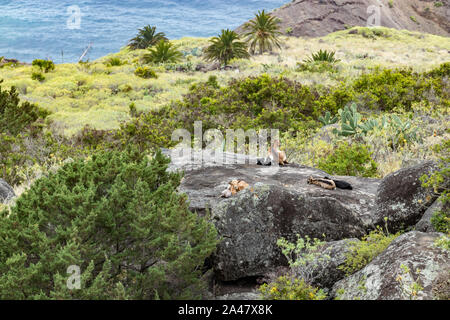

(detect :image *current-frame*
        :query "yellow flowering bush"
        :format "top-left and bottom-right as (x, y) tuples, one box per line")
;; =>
(259, 276), (327, 300)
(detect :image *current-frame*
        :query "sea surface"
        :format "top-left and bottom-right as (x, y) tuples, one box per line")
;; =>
(0, 0), (286, 63)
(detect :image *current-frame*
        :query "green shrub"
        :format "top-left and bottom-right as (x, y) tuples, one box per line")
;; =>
(339, 227), (400, 276)
(32, 59), (55, 73)
(171, 74), (322, 133)
(0, 148), (218, 299)
(318, 142), (378, 177)
(31, 71), (45, 82)
(115, 109), (179, 153)
(352, 67), (442, 111)
(431, 210), (450, 234)
(259, 276), (326, 300)
(105, 57), (124, 67)
(134, 66), (158, 79)
(421, 139), (449, 233)
(0, 81), (49, 135)
(296, 61), (338, 73)
(277, 235), (330, 284)
(0, 81), (53, 185)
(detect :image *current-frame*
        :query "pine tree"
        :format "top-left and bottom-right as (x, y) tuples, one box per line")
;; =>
(0, 148), (218, 299)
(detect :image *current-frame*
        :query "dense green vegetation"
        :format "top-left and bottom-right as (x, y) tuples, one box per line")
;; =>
(0, 148), (218, 299)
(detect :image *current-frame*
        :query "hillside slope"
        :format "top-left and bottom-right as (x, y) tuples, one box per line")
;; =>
(237, 0), (450, 37)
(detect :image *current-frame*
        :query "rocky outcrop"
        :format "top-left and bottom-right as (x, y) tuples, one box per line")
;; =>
(236, 0), (450, 38)
(168, 149), (379, 281)
(0, 179), (15, 203)
(165, 149), (441, 284)
(374, 161), (439, 233)
(331, 231), (449, 300)
(416, 196), (447, 232)
(210, 182), (377, 281)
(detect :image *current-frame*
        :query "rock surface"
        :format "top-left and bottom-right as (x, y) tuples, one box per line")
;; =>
(295, 238), (361, 290)
(167, 149), (380, 281)
(331, 231), (449, 300)
(374, 161), (439, 232)
(415, 196), (447, 232)
(0, 179), (15, 203)
(236, 0), (450, 38)
(214, 291), (260, 300)
(164, 150), (442, 283)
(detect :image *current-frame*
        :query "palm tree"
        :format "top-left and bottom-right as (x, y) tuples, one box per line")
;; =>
(243, 10), (283, 55)
(128, 25), (168, 50)
(204, 29), (250, 66)
(143, 40), (183, 64)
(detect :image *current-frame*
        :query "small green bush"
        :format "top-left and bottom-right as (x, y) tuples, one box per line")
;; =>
(339, 227), (400, 276)
(0, 148), (218, 299)
(32, 59), (55, 73)
(431, 210), (450, 234)
(318, 142), (378, 177)
(105, 57), (124, 67)
(259, 276), (326, 300)
(31, 71), (45, 82)
(421, 139), (449, 234)
(134, 66), (158, 79)
(296, 61), (338, 73)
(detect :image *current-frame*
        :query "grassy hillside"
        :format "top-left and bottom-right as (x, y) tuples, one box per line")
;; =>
(1, 27), (449, 135)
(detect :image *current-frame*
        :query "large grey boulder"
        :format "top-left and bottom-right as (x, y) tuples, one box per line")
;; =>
(331, 231), (450, 300)
(175, 156), (380, 281)
(0, 179), (15, 203)
(374, 161), (439, 232)
(165, 150), (441, 284)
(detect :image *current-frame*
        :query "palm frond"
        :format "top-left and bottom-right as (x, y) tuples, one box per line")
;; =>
(242, 10), (283, 55)
(128, 25), (168, 50)
(143, 40), (183, 64)
(204, 29), (250, 66)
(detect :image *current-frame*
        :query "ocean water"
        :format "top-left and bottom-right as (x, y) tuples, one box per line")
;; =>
(0, 0), (286, 63)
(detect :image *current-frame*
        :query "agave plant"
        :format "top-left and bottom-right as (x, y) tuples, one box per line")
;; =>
(143, 40), (183, 64)
(304, 49), (340, 64)
(243, 10), (283, 55)
(128, 25), (168, 50)
(204, 29), (250, 66)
